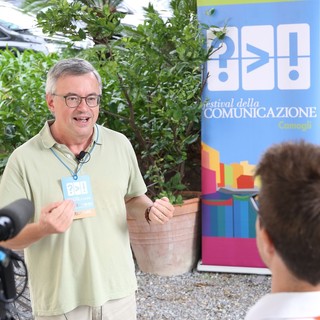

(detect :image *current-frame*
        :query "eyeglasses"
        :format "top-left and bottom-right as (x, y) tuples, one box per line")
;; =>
(250, 194), (259, 213)
(250, 194), (267, 228)
(52, 93), (101, 108)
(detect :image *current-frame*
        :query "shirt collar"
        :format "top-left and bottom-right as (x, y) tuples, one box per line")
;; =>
(40, 120), (102, 149)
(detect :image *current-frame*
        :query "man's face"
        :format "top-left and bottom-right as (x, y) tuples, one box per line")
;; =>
(46, 72), (101, 141)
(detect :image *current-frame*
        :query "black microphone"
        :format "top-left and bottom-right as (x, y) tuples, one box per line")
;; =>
(76, 151), (90, 163)
(0, 246), (16, 300)
(0, 199), (34, 242)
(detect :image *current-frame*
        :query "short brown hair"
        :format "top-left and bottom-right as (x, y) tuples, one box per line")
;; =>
(45, 58), (102, 94)
(255, 140), (320, 285)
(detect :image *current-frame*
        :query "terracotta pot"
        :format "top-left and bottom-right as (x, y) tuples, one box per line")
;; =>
(127, 194), (201, 276)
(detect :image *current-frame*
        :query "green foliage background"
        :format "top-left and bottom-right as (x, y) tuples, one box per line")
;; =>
(0, 50), (59, 171)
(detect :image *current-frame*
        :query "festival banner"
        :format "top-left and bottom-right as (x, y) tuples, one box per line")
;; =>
(197, 0), (320, 273)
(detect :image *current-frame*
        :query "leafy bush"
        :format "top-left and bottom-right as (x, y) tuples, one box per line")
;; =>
(79, 2), (224, 202)
(35, 0), (125, 49)
(0, 50), (60, 173)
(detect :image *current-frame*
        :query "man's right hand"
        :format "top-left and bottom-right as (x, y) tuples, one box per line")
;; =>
(39, 200), (75, 235)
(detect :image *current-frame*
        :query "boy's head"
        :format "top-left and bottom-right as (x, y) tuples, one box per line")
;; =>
(255, 140), (320, 285)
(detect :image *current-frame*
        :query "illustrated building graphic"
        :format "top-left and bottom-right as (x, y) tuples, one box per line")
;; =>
(201, 142), (264, 268)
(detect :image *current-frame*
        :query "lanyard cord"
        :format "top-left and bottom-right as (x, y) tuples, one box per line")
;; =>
(49, 125), (99, 180)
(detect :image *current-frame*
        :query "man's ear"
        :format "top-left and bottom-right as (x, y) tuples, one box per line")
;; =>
(46, 93), (55, 114)
(256, 218), (275, 267)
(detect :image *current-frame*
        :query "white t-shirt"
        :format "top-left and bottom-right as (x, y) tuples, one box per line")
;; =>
(245, 291), (320, 320)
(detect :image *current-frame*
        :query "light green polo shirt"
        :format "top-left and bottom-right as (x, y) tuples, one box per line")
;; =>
(0, 121), (147, 316)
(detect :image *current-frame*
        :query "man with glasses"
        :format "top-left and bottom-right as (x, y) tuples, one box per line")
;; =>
(0, 58), (174, 319)
(245, 140), (320, 319)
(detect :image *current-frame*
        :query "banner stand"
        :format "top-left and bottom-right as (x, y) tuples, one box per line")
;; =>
(198, 0), (320, 274)
(197, 260), (271, 275)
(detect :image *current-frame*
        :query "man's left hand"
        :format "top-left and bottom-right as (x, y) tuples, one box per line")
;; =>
(148, 197), (174, 224)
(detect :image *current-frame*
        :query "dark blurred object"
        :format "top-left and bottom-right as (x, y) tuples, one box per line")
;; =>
(0, 199), (32, 319)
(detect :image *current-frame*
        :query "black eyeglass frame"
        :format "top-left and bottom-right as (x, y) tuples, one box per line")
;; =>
(250, 194), (259, 213)
(250, 194), (268, 230)
(52, 93), (101, 108)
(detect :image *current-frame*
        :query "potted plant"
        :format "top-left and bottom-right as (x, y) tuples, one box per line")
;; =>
(93, 1), (225, 275)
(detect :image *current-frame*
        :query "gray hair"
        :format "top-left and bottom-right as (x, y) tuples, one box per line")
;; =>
(45, 58), (102, 94)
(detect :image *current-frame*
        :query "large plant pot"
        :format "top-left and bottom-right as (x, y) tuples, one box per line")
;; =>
(127, 194), (201, 276)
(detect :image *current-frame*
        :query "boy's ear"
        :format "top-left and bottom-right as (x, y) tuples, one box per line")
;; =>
(256, 218), (275, 267)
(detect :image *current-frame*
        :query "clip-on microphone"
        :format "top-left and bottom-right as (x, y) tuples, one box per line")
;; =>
(76, 151), (90, 163)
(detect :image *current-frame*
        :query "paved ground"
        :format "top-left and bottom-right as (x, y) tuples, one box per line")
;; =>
(9, 267), (271, 320)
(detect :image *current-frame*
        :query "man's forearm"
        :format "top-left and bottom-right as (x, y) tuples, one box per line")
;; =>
(0, 223), (46, 250)
(126, 195), (174, 224)
(125, 194), (153, 221)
